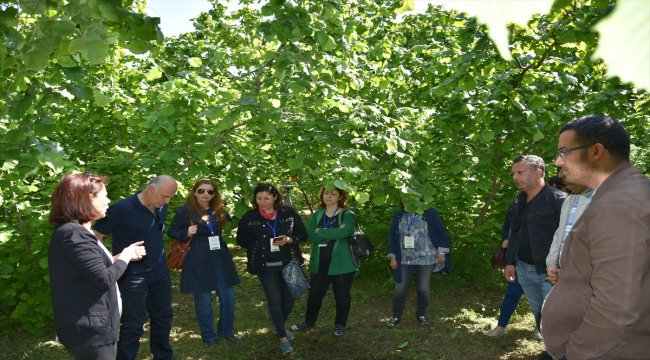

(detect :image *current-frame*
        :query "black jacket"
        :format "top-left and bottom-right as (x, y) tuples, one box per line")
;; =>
(236, 207), (307, 275)
(505, 185), (566, 274)
(48, 222), (126, 348)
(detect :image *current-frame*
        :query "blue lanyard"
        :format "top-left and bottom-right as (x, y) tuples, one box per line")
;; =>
(404, 213), (418, 233)
(322, 207), (338, 229)
(206, 209), (214, 235)
(266, 216), (278, 237)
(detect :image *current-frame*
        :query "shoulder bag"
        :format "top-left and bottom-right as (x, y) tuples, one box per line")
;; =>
(167, 220), (194, 270)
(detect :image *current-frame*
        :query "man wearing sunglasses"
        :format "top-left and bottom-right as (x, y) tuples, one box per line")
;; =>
(542, 115), (650, 360)
(94, 175), (178, 360)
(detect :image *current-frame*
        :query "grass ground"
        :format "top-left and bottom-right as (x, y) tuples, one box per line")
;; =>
(1, 246), (546, 360)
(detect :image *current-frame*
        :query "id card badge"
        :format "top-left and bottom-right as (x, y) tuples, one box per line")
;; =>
(209, 236), (221, 250)
(270, 237), (281, 252)
(404, 235), (415, 249)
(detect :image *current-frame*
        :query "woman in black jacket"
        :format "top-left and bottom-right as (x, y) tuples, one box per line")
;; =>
(168, 179), (240, 346)
(48, 172), (145, 360)
(236, 183), (307, 354)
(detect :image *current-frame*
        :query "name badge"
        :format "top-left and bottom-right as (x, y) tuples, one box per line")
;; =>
(404, 235), (415, 249)
(318, 243), (328, 248)
(270, 237), (281, 252)
(209, 236), (221, 250)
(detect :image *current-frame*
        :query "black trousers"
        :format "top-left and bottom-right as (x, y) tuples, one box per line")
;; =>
(304, 248), (355, 327)
(258, 267), (294, 338)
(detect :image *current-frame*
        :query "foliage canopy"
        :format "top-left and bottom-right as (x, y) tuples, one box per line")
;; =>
(1, 0), (648, 333)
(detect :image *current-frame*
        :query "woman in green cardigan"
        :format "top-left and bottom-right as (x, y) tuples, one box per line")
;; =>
(291, 186), (357, 336)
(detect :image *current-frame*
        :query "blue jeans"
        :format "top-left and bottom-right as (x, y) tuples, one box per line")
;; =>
(193, 268), (236, 343)
(258, 267), (294, 338)
(516, 262), (552, 329)
(392, 264), (433, 318)
(498, 279), (524, 328)
(117, 269), (173, 360)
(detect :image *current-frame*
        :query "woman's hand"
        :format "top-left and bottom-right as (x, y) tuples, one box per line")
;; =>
(187, 224), (198, 237)
(272, 235), (293, 246)
(116, 241), (146, 263)
(389, 258), (398, 270)
(437, 253), (446, 264)
(501, 239), (509, 248)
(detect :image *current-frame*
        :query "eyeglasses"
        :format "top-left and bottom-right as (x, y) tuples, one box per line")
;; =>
(197, 188), (215, 195)
(556, 143), (594, 159)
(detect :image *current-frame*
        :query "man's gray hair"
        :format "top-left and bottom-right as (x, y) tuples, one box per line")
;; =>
(513, 155), (546, 173)
(147, 175), (176, 189)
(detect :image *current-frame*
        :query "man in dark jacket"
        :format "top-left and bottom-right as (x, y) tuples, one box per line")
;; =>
(504, 155), (566, 338)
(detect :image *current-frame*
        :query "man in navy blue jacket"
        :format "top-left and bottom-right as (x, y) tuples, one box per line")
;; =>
(94, 175), (177, 360)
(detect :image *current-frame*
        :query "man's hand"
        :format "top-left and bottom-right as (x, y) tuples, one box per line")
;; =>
(547, 267), (559, 285)
(504, 265), (516, 283)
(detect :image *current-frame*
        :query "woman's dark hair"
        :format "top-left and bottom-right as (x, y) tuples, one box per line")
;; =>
(186, 179), (227, 226)
(317, 187), (350, 209)
(49, 172), (107, 226)
(252, 183), (284, 209)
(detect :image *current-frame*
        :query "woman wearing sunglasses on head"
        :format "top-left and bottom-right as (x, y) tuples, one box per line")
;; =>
(168, 179), (240, 346)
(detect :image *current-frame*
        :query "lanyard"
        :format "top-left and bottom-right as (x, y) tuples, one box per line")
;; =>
(404, 212), (419, 233)
(206, 209), (214, 235)
(322, 207), (338, 229)
(561, 196), (581, 242)
(266, 216), (278, 237)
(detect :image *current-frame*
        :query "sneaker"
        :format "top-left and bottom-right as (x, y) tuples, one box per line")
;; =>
(284, 330), (294, 341)
(334, 325), (346, 336)
(223, 336), (241, 344)
(417, 316), (429, 326)
(279, 340), (293, 354)
(290, 322), (314, 332)
(487, 326), (506, 337)
(533, 328), (542, 340)
(386, 317), (400, 329)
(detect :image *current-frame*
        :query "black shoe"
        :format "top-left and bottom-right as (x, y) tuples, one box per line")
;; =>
(334, 325), (346, 336)
(386, 317), (400, 329)
(224, 336), (241, 344)
(290, 322), (314, 332)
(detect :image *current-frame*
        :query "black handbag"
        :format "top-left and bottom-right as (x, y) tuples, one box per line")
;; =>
(346, 211), (374, 266)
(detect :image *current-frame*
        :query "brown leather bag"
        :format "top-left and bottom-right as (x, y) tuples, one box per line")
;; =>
(166, 220), (194, 270)
(490, 247), (507, 269)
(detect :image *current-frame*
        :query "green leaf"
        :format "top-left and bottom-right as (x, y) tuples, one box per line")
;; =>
(397, 341), (409, 349)
(354, 191), (370, 204)
(38, 257), (48, 269)
(146, 66), (163, 81)
(593, 0), (650, 91)
(287, 157), (303, 169)
(69, 38), (110, 65)
(532, 129), (544, 142)
(93, 88), (111, 107)
(24, 49), (50, 72)
(188, 57), (203, 67)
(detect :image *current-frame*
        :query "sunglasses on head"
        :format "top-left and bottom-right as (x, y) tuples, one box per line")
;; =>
(197, 188), (215, 195)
